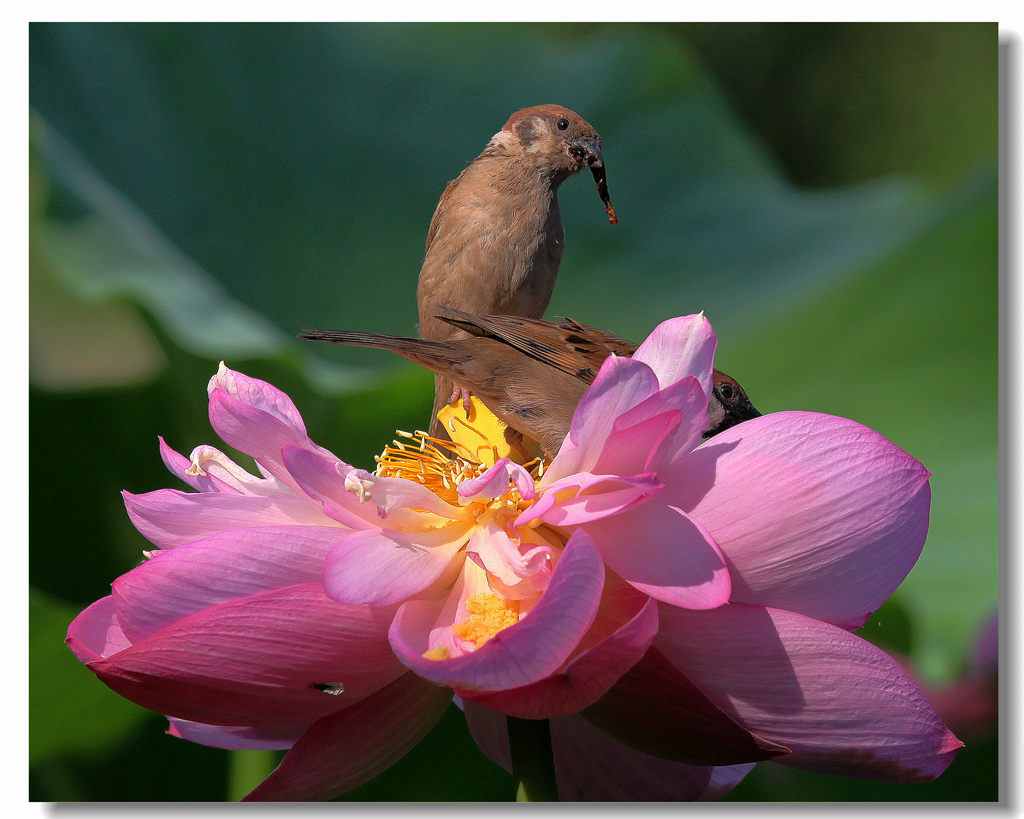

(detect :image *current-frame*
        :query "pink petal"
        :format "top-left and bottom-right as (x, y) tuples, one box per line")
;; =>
(599, 375), (710, 476)
(351, 471), (462, 521)
(458, 458), (536, 502)
(208, 363), (308, 436)
(584, 500), (730, 609)
(550, 713), (748, 801)
(543, 356), (660, 483)
(243, 673), (452, 801)
(324, 523), (472, 607)
(655, 603), (963, 781)
(630, 313), (717, 397)
(112, 525), (346, 642)
(282, 445), (458, 528)
(207, 388), (329, 494)
(670, 411), (932, 627)
(462, 699), (512, 772)
(464, 589), (658, 718)
(66, 596), (132, 663)
(594, 409), (681, 477)
(159, 437), (231, 492)
(389, 531), (605, 693)
(278, 447), (378, 528)
(160, 437), (290, 496)
(466, 521), (552, 593)
(184, 444), (292, 495)
(167, 717), (306, 751)
(89, 583), (404, 727)
(516, 472), (663, 528)
(123, 488), (335, 549)
(583, 646), (789, 765)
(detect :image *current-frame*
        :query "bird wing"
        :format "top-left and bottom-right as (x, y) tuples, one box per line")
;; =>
(434, 308), (637, 382)
(424, 176), (463, 254)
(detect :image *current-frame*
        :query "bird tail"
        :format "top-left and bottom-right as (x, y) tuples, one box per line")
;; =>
(298, 329), (462, 373)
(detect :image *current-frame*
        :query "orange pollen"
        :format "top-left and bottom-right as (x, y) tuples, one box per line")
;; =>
(373, 430), (548, 507)
(452, 593), (521, 648)
(373, 430), (485, 504)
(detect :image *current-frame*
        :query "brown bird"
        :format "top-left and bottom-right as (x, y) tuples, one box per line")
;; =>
(415, 104), (615, 437)
(433, 308), (760, 444)
(300, 310), (759, 458)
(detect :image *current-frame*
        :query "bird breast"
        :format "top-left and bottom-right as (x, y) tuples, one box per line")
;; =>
(422, 159), (565, 319)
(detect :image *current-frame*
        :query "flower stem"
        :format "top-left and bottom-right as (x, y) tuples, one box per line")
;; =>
(507, 716), (558, 802)
(226, 749), (277, 801)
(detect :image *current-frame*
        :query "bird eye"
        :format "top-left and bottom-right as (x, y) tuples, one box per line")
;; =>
(556, 117), (570, 131)
(716, 384), (736, 401)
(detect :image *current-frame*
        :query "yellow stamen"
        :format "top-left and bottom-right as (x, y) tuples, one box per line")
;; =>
(452, 593), (520, 648)
(374, 431), (484, 504)
(373, 399), (549, 503)
(422, 645), (451, 661)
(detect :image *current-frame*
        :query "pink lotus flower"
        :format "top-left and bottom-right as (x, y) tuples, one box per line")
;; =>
(67, 312), (961, 801)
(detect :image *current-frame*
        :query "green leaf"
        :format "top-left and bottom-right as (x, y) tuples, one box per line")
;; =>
(32, 117), (377, 395)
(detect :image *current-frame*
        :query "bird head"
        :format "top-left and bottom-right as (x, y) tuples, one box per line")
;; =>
(493, 104), (616, 223)
(705, 371), (762, 438)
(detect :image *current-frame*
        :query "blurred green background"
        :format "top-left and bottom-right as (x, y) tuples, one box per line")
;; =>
(29, 22), (998, 801)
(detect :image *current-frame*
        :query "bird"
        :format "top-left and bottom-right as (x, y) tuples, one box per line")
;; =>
(299, 310), (760, 458)
(437, 309), (760, 440)
(415, 104), (616, 438)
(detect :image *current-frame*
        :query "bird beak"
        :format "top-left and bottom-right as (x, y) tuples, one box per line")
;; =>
(573, 139), (617, 225)
(724, 399), (761, 429)
(738, 399), (761, 422)
(702, 396), (762, 440)
(565, 137), (602, 167)
(580, 139), (604, 170)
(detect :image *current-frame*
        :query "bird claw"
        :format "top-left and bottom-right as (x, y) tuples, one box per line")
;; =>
(503, 427), (524, 448)
(448, 384), (474, 417)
